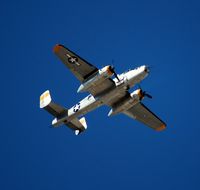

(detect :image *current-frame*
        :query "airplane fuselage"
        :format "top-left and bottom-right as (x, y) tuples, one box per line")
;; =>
(52, 65), (149, 127)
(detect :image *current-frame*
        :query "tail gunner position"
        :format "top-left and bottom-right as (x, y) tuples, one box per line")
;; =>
(40, 44), (166, 135)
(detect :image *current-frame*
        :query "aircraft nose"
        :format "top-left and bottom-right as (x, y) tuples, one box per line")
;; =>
(144, 66), (150, 73)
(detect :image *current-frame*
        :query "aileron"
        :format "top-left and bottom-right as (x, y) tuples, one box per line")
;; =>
(123, 103), (166, 131)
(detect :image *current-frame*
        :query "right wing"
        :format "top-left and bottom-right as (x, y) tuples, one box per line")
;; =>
(53, 44), (115, 96)
(53, 44), (98, 82)
(123, 102), (166, 131)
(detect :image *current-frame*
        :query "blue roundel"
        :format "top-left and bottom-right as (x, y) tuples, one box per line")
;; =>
(73, 103), (80, 112)
(68, 56), (78, 64)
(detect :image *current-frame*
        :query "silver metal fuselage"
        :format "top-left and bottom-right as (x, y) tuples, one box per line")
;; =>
(53, 65), (149, 126)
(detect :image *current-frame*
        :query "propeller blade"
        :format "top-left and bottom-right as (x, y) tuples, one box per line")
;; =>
(144, 93), (152, 99)
(110, 66), (120, 82)
(138, 85), (153, 99)
(114, 72), (120, 81)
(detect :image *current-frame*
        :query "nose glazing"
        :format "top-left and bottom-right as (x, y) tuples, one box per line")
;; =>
(144, 66), (150, 73)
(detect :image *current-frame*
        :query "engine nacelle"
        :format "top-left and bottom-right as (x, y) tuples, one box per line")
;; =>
(77, 65), (113, 93)
(130, 89), (143, 100)
(108, 89), (142, 116)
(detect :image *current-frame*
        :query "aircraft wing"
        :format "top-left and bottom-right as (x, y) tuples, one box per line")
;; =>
(53, 44), (99, 82)
(86, 78), (115, 96)
(123, 102), (166, 131)
(53, 44), (115, 96)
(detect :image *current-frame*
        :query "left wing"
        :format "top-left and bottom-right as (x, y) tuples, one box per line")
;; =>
(123, 102), (166, 131)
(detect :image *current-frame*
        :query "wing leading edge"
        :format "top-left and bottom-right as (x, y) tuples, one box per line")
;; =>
(123, 102), (166, 131)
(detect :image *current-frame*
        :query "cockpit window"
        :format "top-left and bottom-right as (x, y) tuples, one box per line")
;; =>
(87, 94), (92, 100)
(122, 69), (131, 74)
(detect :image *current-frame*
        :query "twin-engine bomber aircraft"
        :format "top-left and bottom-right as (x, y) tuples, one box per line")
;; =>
(40, 44), (166, 135)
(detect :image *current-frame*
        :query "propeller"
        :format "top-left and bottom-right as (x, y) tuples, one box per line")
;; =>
(110, 66), (120, 82)
(138, 85), (152, 100)
(143, 92), (152, 99)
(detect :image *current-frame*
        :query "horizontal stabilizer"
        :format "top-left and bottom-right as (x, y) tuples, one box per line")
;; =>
(67, 117), (87, 135)
(40, 90), (68, 117)
(40, 90), (87, 135)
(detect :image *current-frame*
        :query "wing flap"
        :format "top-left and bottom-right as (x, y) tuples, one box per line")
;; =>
(123, 103), (166, 131)
(88, 78), (115, 96)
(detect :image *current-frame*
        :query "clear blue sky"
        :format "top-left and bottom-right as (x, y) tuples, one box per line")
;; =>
(1, 0), (200, 189)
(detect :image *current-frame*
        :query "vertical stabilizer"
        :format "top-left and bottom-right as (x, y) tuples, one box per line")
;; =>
(40, 90), (51, 109)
